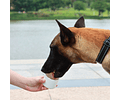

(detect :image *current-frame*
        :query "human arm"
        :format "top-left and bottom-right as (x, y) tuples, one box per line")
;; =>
(10, 69), (47, 92)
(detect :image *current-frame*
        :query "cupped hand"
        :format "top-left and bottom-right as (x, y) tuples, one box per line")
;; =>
(25, 76), (48, 92)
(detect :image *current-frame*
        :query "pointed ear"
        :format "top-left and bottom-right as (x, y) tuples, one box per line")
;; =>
(56, 20), (75, 46)
(74, 16), (85, 28)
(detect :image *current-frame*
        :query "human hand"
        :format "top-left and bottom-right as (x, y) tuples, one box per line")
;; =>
(25, 76), (48, 92)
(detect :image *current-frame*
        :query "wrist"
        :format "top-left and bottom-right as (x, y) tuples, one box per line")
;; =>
(20, 77), (29, 90)
(14, 75), (29, 90)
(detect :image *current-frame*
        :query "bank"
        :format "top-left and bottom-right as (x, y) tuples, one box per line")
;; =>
(10, 8), (110, 20)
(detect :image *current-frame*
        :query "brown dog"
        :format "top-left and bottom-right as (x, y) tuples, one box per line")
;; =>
(41, 16), (110, 79)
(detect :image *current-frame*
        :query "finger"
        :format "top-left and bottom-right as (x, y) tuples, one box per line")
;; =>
(39, 77), (46, 83)
(43, 85), (48, 89)
(36, 76), (45, 83)
(40, 76), (44, 79)
(38, 84), (44, 91)
(26, 85), (40, 92)
(42, 86), (48, 90)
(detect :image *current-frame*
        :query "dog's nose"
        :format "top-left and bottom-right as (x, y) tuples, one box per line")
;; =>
(41, 67), (49, 73)
(41, 66), (54, 73)
(41, 67), (45, 73)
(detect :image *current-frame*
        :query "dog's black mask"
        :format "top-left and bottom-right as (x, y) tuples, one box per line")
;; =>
(41, 46), (72, 78)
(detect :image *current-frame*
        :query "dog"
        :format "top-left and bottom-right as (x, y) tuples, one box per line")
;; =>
(41, 16), (110, 79)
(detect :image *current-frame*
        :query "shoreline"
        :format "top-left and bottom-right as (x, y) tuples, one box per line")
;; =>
(10, 8), (110, 20)
(10, 16), (110, 21)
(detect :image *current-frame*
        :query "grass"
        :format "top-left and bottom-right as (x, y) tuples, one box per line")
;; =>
(10, 8), (110, 20)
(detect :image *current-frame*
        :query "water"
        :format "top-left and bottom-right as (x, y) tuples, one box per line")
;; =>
(10, 19), (110, 60)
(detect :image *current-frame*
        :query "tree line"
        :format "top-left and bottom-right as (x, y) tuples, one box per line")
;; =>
(10, 0), (110, 16)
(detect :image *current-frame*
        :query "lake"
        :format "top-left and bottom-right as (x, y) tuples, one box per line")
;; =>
(10, 19), (110, 60)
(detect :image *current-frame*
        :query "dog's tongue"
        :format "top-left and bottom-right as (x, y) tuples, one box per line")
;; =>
(46, 72), (58, 80)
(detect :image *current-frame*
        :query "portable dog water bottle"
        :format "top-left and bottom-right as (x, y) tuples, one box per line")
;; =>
(43, 74), (59, 89)
(96, 37), (110, 64)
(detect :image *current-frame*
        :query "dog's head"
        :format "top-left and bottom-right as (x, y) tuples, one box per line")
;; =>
(41, 16), (85, 79)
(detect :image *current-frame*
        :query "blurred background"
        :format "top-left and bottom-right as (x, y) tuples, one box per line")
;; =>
(10, 1), (110, 99)
(10, 0), (110, 20)
(10, 0), (110, 60)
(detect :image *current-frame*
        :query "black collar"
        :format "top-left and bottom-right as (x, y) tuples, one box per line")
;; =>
(96, 37), (110, 64)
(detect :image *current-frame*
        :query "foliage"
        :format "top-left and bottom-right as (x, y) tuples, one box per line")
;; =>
(62, 0), (72, 8)
(12, 0), (34, 12)
(10, 0), (110, 16)
(33, 0), (48, 11)
(106, 3), (110, 12)
(47, 0), (64, 11)
(10, 0), (14, 7)
(74, 1), (86, 11)
(105, 0), (110, 2)
(90, 0), (108, 16)
(84, 0), (93, 7)
(10, 8), (110, 20)
(106, 2), (110, 16)
(70, 0), (76, 7)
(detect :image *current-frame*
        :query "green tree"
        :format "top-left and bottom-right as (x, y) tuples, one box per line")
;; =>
(85, 0), (93, 7)
(47, 0), (64, 11)
(12, 0), (34, 12)
(10, 0), (14, 7)
(106, 3), (110, 16)
(10, 0), (14, 10)
(105, 0), (110, 2)
(91, 0), (107, 16)
(74, 1), (86, 11)
(71, 0), (76, 7)
(62, 0), (72, 8)
(33, 0), (48, 11)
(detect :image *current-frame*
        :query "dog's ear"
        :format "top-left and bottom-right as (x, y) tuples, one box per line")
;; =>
(74, 16), (85, 28)
(56, 20), (75, 46)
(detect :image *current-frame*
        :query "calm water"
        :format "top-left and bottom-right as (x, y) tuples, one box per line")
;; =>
(10, 19), (110, 60)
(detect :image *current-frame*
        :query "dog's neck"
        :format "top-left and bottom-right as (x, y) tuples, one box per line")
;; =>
(70, 27), (110, 64)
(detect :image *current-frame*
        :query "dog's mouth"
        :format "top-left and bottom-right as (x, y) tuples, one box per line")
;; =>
(41, 60), (73, 79)
(41, 66), (67, 80)
(46, 71), (59, 80)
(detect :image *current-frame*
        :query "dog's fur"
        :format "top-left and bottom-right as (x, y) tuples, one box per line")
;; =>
(41, 16), (110, 78)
